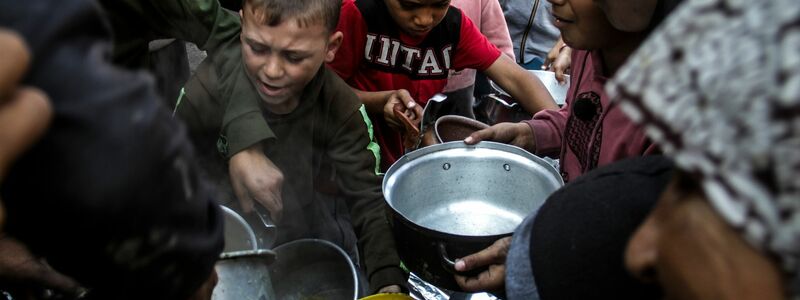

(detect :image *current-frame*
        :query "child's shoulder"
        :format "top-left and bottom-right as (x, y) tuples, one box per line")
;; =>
(319, 68), (362, 111)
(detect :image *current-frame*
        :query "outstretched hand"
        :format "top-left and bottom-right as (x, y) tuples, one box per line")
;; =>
(453, 237), (512, 292)
(229, 143), (284, 223)
(463, 122), (537, 153)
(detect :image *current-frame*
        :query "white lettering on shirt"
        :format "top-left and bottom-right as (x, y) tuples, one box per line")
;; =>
(363, 33), (452, 76)
(418, 48), (443, 75)
(376, 36), (392, 65)
(442, 45), (452, 70)
(399, 45), (421, 72)
(364, 34), (377, 61)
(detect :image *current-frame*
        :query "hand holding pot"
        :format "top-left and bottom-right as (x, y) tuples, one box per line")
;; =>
(377, 284), (403, 294)
(463, 122), (537, 153)
(453, 237), (512, 292)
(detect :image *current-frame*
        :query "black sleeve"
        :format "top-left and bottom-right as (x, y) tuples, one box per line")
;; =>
(0, 1), (223, 299)
(323, 76), (406, 291)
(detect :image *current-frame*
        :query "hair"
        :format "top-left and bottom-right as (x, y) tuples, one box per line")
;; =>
(243, 0), (342, 33)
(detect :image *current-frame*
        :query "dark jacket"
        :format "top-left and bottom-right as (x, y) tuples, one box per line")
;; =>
(178, 54), (406, 292)
(97, 0), (277, 157)
(0, 0), (223, 299)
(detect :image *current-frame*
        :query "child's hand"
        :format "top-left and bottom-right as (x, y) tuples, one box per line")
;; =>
(383, 89), (422, 129)
(542, 39), (572, 85)
(229, 144), (284, 223)
(377, 284), (403, 294)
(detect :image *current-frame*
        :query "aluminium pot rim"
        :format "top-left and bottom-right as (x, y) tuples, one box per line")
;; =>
(382, 141), (563, 238)
(271, 238), (360, 300)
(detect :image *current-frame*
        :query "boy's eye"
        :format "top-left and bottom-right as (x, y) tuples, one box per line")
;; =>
(250, 44), (268, 54)
(285, 55), (306, 64)
(434, 0), (450, 8)
(399, 1), (421, 10)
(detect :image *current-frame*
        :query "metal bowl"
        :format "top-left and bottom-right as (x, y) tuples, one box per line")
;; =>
(212, 249), (277, 300)
(490, 70), (570, 106)
(434, 115), (489, 143)
(221, 206), (257, 252)
(270, 239), (359, 300)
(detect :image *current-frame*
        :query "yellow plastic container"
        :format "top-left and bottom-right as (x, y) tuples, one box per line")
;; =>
(359, 293), (414, 300)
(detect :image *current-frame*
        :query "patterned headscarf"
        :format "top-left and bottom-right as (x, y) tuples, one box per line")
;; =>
(606, 0), (800, 296)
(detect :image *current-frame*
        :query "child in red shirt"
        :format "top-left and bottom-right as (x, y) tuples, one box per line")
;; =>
(329, 0), (557, 170)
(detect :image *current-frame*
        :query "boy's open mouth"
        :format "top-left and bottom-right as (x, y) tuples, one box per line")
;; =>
(258, 80), (286, 96)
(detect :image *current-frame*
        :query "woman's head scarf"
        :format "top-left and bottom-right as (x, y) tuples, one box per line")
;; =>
(607, 0), (800, 295)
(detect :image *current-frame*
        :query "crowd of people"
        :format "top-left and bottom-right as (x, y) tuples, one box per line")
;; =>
(0, 0), (796, 299)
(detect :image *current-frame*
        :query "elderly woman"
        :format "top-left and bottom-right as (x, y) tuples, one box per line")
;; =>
(608, 0), (800, 297)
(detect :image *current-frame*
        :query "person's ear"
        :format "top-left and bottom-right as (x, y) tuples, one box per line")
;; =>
(625, 211), (660, 283)
(324, 31), (344, 63)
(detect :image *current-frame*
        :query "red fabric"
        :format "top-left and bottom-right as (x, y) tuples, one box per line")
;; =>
(329, 0), (501, 170)
(526, 50), (658, 182)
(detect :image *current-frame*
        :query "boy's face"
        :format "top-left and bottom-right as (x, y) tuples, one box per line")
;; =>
(384, 0), (451, 38)
(547, 0), (622, 50)
(240, 8), (342, 114)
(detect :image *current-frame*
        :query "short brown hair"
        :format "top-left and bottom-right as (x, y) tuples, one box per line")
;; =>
(243, 0), (342, 33)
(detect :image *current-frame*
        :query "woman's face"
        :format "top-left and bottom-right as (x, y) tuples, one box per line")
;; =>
(593, 0), (657, 32)
(546, 0), (623, 49)
(625, 174), (786, 300)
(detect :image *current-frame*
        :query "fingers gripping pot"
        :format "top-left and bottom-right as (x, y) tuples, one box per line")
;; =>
(383, 142), (563, 291)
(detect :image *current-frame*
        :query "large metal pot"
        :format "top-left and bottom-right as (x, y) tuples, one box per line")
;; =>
(221, 206), (258, 252)
(477, 70), (571, 125)
(490, 70), (570, 106)
(383, 142), (563, 291)
(212, 249), (277, 300)
(270, 239), (360, 300)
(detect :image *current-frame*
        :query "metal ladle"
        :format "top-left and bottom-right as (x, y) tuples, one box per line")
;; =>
(414, 93), (448, 150)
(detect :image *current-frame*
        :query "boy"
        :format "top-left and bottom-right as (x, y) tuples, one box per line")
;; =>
(465, 0), (671, 182)
(169, 0), (406, 294)
(327, 0), (558, 170)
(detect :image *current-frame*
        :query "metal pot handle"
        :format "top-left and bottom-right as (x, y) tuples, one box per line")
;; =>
(437, 242), (458, 274)
(437, 242), (482, 277)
